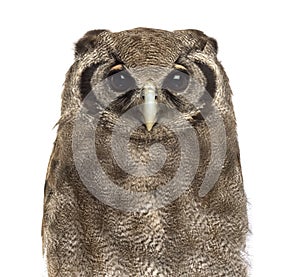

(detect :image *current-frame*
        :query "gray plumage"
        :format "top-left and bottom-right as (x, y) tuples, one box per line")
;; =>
(42, 28), (248, 276)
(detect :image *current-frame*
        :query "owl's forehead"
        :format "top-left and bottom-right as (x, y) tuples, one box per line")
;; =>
(111, 28), (182, 68)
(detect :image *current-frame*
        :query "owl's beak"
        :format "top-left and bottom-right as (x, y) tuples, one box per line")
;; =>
(141, 82), (157, 131)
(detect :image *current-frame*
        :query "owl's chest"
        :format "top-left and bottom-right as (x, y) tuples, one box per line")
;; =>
(93, 197), (205, 276)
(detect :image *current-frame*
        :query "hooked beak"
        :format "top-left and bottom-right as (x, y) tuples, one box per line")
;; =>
(141, 81), (158, 131)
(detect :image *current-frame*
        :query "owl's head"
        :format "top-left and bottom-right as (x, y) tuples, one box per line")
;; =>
(59, 28), (236, 210)
(61, 28), (234, 137)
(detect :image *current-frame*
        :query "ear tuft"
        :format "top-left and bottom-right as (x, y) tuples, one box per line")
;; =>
(174, 29), (218, 57)
(203, 37), (218, 56)
(75, 29), (109, 57)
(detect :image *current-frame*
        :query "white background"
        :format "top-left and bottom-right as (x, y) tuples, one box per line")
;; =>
(1, 1), (299, 276)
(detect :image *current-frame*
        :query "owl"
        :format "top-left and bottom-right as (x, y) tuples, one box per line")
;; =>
(42, 28), (248, 276)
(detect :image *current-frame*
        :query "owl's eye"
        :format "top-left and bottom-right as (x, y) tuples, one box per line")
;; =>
(107, 68), (136, 92)
(163, 69), (190, 92)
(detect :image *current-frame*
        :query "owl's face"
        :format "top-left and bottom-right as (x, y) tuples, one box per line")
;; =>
(63, 28), (229, 139)
(65, 28), (231, 210)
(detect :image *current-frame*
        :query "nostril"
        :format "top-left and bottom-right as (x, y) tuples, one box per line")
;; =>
(141, 94), (156, 101)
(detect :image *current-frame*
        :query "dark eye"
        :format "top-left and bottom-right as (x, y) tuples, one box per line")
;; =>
(107, 69), (136, 92)
(163, 69), (190, 92)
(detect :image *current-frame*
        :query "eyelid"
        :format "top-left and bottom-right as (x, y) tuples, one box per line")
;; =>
(174, 64), (188, 73)
(107, 64), (124, 76)
(110, 64), (123, 71)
